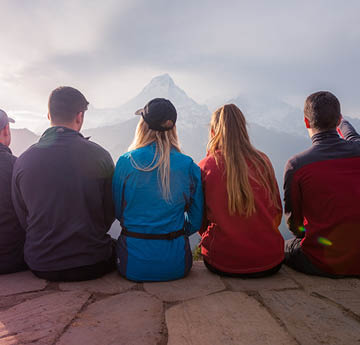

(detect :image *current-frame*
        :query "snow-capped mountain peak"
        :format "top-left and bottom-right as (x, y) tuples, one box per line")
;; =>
(111, 74), (210, 128)
(142, 73), (175, 94)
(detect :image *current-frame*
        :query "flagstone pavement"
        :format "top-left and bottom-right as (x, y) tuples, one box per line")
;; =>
(0, 261), (359, 345)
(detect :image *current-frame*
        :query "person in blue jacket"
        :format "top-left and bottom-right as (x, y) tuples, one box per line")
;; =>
(112, 98), (203, 282)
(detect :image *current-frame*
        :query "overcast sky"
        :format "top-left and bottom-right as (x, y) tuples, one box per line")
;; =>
(1, 0), (359, 127)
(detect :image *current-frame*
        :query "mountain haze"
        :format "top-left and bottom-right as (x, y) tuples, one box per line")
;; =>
(10, 74), (360, 242)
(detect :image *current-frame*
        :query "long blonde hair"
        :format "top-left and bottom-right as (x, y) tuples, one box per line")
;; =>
(128, 117), (181, 201)
(207, 104), (279, 217)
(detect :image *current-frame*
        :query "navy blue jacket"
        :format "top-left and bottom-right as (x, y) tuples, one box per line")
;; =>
(0, 143), (25, 273)
(12, 127), (115, 271)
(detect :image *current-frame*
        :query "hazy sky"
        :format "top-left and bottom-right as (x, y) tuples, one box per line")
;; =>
(1, 0), (360, 126)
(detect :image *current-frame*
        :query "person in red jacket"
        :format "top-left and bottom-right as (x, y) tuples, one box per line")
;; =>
(199, 104), (284, 277)
(284, 91), (360, 277)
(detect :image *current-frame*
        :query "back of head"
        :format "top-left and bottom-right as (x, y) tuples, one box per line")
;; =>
(0, 109), (15, 147)
(209, 104), (250, 152)
(208, 104), (278, 216)
(48, 86), (89, 125)
(304, 91), (341, 131)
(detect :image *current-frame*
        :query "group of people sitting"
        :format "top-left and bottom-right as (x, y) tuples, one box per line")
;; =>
(0, 87), (359, 282)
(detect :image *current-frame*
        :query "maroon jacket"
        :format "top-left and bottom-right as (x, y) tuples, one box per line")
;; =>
(199, 152), (284, 274)
(284, 119), (360, 275)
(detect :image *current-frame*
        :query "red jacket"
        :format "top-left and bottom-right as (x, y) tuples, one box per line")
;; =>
(199, 152), (284, 273)
(284, 120), (360, 275)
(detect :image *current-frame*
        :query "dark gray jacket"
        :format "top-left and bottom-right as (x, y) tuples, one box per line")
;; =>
(12, 127), (115, 271)
(0, 143), (25, 273)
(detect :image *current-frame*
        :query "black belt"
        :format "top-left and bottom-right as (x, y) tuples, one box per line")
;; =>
(121, 228), (185, 240)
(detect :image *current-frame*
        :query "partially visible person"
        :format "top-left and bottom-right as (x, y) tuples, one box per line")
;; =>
(284, 91), (360, 277)
(112, 98), (203, 282)
(12, 87), (115, 282)
(0, 109), (26, 274)
(199, 104), (284, 277)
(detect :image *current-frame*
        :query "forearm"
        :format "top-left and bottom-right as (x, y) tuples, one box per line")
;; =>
(337, 119), (360, 142)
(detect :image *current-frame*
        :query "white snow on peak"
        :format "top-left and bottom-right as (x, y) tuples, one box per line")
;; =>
(106, 74), (210, 128)
(143, 73), (175, 92)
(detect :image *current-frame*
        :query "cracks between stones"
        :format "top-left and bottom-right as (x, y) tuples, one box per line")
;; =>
(52, 293), (95, 345)
(311, 291), (360, 324)
(250, 291), (302, 345)
(0, 279), (59, 311)
(157, 302), (169, 345)
(49, 283), (152, 345)
(0, 290), (55, 312)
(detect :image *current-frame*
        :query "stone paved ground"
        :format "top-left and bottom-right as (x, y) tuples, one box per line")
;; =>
(0, 262), (359, 345)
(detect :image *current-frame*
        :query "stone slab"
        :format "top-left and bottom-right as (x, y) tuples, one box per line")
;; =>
(0, 291), (89, 345)
(260, 289), (360, 345)
(166, 291), (297, 345)
(283, 266), (360, 292)
(59, 271), (136, 294)
(143, 261), (225, 302)
(0, 271), (47, 297)
(0, 291), (54, 311)
(316, 289), (360, 318)
(57, 291), (163, 345)
(223, 267), (299, 291)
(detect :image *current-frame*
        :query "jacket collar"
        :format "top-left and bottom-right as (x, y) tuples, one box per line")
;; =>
(40, 126), (85, 141)
(311, 130), (340, 145)
(0, 142), (12, 154)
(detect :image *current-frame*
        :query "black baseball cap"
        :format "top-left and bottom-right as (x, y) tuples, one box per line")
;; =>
(135, 98), (177, 132)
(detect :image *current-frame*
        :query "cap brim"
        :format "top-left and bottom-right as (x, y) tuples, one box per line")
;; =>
(8, 117), (15, 124)
(135, 108), (144, 116)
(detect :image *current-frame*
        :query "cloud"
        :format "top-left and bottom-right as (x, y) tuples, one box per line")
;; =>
(1, 0), (359, 120)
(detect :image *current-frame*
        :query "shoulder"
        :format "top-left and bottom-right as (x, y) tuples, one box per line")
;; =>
(13, 144), (38, 171)
(83, 139), (114, 166)
(0, 150), (16, 171)
(171, 150), (201, 174)
(85, 139), (111, 157)
(199, 153), (219, 171)
(284, 146), (314, 176)
(114, 151), (134, 173)
(172, 149), (195, 165)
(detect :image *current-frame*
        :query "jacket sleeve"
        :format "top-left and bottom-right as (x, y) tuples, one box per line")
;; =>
(103, 153), (116, 230)
(198, 159), (209, 235)
(337, 119), (360, 142)
(184, 161), (204, 236)
(283, 159), (304, 237)
(268, 158), (283, 226)
(11, 162), (28, 230)
(112, 156), (128, 224)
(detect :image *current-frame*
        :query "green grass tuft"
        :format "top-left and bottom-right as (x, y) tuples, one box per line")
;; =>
(192, 245), (202, 261)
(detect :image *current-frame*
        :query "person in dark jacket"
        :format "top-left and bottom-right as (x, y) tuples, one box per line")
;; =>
(0, 109), (26, 274)
(12, 87), (116, 281)
(199, 104), (284, 277)
(284, 91), (360, 277)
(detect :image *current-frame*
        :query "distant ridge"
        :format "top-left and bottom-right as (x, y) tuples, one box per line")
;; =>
(11, 128), (39, 157)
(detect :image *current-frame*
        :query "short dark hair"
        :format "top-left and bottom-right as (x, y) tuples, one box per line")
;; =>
(48, 86), (89, 123)
(304, 91), (341, 130)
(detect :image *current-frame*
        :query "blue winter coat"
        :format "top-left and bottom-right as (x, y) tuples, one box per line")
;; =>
(112, 143), (203, 281)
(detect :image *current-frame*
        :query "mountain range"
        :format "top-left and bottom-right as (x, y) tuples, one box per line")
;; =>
(9, 74), (360, 243)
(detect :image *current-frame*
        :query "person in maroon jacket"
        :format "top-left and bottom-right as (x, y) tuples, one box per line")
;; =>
(199, 104), (284, 277)
(284, 91), (360, 277)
